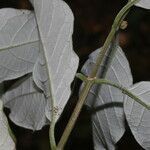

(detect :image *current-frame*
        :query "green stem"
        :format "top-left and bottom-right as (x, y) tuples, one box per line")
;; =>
(94, 78), (150, 110)
(77, 73), (150, 110)
(41, 38), (57, 149)
(43, 53), (57, 150)
(49, 115), (56, 150)
(57, 81), (94, 150)
(90, 0), (139, 78)
(57, 0), (139, 149)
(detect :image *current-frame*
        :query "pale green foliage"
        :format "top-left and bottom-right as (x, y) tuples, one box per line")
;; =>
(30, 0), (79, 122)
(82, 46), (132, 150)
(2, 75), (47, 130)
(135, 0), (150, 9)
(0, 0), (149, 150)
(0, 9), (39, 82)
(81, 46), (133, 150)
(0, 0), (79, 131)
(82, 46), (150, 150)
(0, 100), (16, 150)
(124, 82), (150, 150)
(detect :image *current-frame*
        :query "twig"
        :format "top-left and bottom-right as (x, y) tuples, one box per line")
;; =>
(57, 0), (139, 149)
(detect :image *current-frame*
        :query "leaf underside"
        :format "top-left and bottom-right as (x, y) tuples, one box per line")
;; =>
(2, 74), (47, 130)
(0, 8), (39, 82)
(135, 0), (150, 9)
(124, 82), (150, 150)
(0, 0), (79, 130)
(30, 0), (79, 121)
(0, 100), (16, 150)
(82, 46), (133, 150)
(0, 1), (149, 150)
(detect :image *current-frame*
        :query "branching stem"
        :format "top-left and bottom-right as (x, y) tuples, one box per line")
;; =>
(57, 0), (139, 149)
(77, 73), (150, 110)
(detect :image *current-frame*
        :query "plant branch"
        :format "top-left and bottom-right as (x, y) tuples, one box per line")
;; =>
(49, 115), (56, 150)
(77, 73), (150, 110)
(41, 34), (57, 150)
(57, 81), (94, 150)
(94, 79), (150, 110)
(94, 78), (150, 110)
(90, 0), (139, 77)
(57, 0), (139, 149)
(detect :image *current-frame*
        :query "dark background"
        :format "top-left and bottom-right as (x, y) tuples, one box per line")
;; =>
(0, 0), (150, 149)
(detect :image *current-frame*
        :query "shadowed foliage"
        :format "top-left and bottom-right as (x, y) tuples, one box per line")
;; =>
(1, 0), (150, 149)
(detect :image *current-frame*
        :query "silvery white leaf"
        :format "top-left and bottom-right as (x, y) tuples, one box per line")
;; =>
(124, 82), (150, 150)
(0, 8), (39, 82)
(135, 0), (150, 9)
(82, 46), (133, 150)
(30, 0), (79, 121)
(2, 75), (47, 130)
(0, 100), (16, 150)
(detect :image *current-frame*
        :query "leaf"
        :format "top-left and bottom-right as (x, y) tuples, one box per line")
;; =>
(0, 100), (16, 150)
(124, 82), (150, 150)
(81, 46), (133, 150)
(30, 0), (79, 121)
(135, 0), (150, 9)
(2, 74), (47, 130)
(0, 8), (39, 82)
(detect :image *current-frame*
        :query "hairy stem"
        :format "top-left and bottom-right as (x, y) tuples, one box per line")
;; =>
(57, 0), (139, 149)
